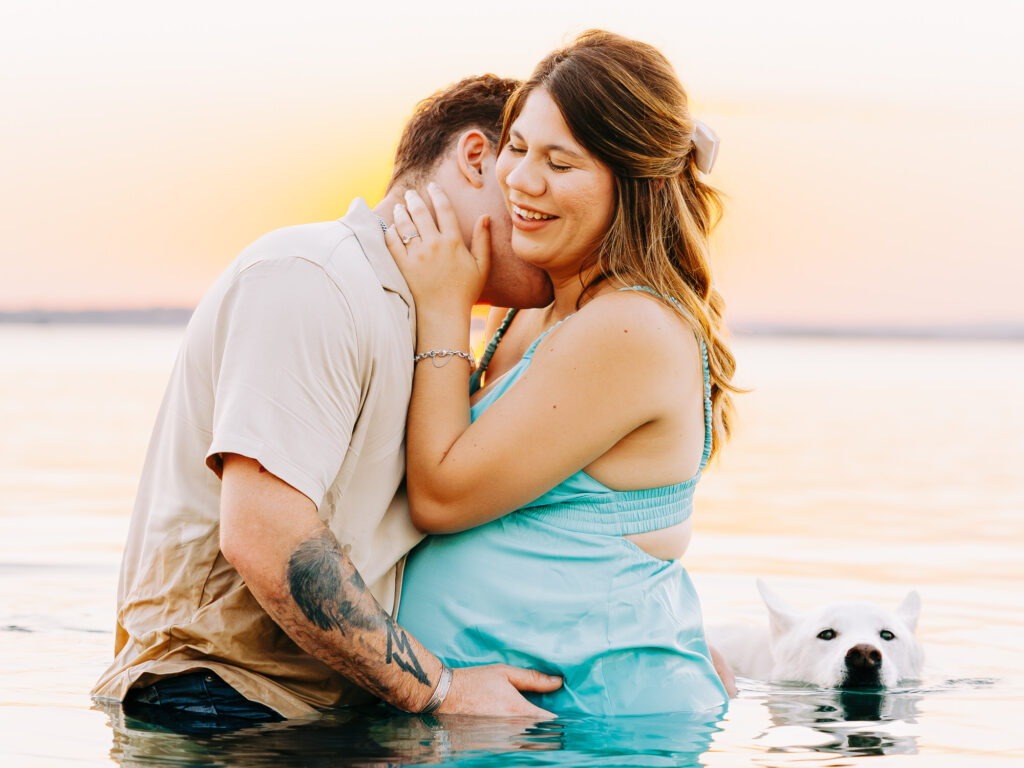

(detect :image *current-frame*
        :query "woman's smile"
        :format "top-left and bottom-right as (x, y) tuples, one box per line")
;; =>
(510, 201), (559, 230)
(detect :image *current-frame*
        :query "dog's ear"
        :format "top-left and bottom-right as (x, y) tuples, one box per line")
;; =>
(896, 590), (921, 632)
(757, 579), (800, 637)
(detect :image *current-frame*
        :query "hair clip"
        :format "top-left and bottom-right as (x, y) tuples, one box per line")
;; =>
(692, 121), (720, 175)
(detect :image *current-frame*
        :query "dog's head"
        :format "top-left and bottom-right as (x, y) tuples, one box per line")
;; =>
(758, 580), (924, 689)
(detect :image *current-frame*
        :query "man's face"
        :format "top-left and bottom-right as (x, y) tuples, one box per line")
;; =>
(474, 155), (553, 309)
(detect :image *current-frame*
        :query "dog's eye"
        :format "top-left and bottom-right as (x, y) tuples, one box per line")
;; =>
(816, 629), (837, 641)
(880, 629), (896, 641)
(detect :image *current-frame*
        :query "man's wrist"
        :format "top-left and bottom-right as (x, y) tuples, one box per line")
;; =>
(402, 654), (447, 713)
(419, 661), (453, 714)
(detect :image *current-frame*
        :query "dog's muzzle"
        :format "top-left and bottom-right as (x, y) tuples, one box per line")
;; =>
(841, 644), (884, 688)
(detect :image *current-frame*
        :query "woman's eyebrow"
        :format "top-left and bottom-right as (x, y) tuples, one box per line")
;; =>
(509, 129), (586, 161)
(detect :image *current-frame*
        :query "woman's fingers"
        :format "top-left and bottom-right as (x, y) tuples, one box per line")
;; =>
(385, 185), (488, 311)
(391, 203), (418, 244)
(426, 182), (462, 241)
(403, 189), (439, 241)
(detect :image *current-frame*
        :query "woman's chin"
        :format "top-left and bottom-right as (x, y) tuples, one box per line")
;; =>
(511, 235), (558, 270)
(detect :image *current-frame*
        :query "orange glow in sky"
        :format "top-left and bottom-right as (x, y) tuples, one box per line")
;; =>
(1, 1), (1022, 327)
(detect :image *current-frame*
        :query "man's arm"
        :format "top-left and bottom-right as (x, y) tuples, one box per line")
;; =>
(218, 453), (561, 716)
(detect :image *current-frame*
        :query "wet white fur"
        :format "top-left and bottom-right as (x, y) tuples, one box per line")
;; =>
(709, 580), (924, 687)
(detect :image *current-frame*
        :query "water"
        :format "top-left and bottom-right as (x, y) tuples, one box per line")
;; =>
(1, 325), (1022, 766)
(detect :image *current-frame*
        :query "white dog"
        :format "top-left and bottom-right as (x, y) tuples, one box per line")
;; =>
(710, 580), (924, 688)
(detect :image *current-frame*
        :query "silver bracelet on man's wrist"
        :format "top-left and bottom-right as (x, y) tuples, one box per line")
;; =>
(419, 662), (453, 714)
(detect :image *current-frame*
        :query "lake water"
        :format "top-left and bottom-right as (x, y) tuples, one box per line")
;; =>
(1, 325), (1022, 766)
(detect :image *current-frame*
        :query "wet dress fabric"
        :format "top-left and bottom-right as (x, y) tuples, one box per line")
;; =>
(397, 288), (728, 715)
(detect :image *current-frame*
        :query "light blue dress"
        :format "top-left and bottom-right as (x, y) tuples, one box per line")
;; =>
(397, 288), (728, 716)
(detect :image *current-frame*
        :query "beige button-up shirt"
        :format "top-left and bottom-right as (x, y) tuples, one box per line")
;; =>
(92, 199), (424, 718)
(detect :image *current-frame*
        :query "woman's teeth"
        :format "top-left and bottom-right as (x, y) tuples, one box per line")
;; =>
(512, 204), (555, 221)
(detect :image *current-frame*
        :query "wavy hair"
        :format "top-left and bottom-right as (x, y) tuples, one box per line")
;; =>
(499, 30), (739, 459)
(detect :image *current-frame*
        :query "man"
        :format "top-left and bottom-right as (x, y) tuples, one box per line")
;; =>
(91, 75), (560, 726)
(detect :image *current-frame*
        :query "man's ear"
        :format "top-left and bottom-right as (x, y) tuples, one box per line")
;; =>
(454, 129), (490, 189)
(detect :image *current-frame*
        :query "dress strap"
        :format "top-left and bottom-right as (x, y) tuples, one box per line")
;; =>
(469, 308), (518, 395)
(523, 312), (575, 358)
(617, 286), (713, 471)
(697, 339), (713, 472)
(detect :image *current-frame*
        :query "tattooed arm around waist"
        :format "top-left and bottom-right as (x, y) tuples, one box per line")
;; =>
(218, 453), (562, 716)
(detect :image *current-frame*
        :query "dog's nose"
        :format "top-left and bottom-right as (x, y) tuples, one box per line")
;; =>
(845, 644), (883, 672)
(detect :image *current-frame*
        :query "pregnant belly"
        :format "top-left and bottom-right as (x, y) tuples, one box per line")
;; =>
(397, 516), (728, 715)
(397, 519), (600, 670)
(398, 516), (688, 661)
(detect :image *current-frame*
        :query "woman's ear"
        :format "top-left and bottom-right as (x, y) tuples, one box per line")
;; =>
(455, 129), (490, 189)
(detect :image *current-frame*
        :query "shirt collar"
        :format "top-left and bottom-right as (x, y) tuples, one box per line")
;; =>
(341, 197), (414, 311)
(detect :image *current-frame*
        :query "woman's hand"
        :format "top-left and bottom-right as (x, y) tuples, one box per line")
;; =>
(385, 183), (491, 316)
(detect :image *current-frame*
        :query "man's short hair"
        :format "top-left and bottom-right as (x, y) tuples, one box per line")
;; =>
(387, 74), (521, 191)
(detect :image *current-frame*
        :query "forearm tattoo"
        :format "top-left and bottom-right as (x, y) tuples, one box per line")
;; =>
(288, 531), (375, 633)
(286, 529), (430, 687)
(386, 621), (429, 685)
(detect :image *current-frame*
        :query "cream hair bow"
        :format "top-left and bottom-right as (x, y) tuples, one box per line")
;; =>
(693, 121), (720, 175)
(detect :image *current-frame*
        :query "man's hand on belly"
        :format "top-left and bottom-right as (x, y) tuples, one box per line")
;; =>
(441, 665), (562, 718)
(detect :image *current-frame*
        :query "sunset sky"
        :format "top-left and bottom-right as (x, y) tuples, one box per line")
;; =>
(1, 0), (1021, 327)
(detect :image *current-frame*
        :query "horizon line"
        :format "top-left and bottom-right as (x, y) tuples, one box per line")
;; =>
(1, 308), (1022, 341)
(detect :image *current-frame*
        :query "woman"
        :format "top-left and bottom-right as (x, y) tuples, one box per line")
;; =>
(385, 30), (739, 716)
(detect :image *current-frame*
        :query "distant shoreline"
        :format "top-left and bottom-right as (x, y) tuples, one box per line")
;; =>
(1, 309), (1022, 341)
(0, 308), (194, 325)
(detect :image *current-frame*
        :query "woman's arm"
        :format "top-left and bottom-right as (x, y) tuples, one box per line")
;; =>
(409, 297), (678, 532)
(387, 186), (694, 534)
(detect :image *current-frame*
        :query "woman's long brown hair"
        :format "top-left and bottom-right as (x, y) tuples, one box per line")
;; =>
(499, 29), (740, 461)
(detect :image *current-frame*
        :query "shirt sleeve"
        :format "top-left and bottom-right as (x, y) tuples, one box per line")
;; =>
(205, 256), (363, 509)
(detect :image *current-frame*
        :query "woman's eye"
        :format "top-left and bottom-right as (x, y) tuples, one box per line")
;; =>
(548, 161), (571, 172)
(880, 630), (896, 641)
(817, 629), (837, 641)
(506, 145), (526, 155)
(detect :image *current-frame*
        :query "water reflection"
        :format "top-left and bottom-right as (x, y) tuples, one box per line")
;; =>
(97, 699), (726, 767)
(753, 683), (921, 757)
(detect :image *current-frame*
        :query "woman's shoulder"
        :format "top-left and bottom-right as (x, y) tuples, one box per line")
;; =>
(544, 288), (698, 358)
(561, 288), (696, 346)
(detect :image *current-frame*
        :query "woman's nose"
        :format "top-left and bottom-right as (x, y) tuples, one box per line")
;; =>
(504, 156), (545, 198)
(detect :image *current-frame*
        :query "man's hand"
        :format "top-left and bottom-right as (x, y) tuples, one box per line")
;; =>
(439, 665), (562, 718)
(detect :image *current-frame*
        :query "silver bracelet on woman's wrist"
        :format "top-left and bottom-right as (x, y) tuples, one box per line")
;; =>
(414, 349), (475, 368)
(419, 662), (453, 714)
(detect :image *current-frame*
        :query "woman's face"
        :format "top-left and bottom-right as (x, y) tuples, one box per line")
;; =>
(496, 88), (615, 275)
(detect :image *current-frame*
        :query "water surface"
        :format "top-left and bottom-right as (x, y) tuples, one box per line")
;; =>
(1, 326), (1021, 766)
